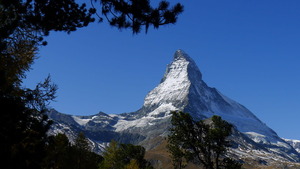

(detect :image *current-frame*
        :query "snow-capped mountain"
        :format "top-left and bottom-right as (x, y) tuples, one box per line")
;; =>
(284, 139), (300, 153)
(48, 50), (300, 163)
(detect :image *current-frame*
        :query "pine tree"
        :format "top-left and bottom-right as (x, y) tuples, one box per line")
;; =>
(100, 140), (153, 169)
(100, 140), (121, 169)
(92, 0), (184, 33)
(0, 75), (56, 169)
(43, 133), (103, 169)
(43, 133), (73, 169)
(0, 1), (184, 168)
(73, 132), (102, 169)
(167, 111), (242, 169)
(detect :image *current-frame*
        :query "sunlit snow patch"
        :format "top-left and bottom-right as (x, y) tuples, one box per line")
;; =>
(72, 116), (92, 126)
(114, 103), (177, 132)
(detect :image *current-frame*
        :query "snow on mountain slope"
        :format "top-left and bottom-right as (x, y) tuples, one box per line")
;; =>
(133, 49), (298, 160)
(114, 103), (177, 132)
(143, 52), (192, 108)
(48, 49), (300, 162)
(284, 139), (300, 153)
(142, 50), (279, 142)
(72, 116), (94, 126)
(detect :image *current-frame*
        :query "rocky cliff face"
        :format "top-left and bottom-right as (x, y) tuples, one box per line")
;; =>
(48, 50), (300, 163)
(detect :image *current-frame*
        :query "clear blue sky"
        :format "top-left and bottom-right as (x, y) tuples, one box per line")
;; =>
(23, 0), (300, 140)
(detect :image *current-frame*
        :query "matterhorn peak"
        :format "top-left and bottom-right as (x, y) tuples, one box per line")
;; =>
(48, 50), (300, 163)
(143, 50), (203, 109)
(164, 49), (203, 82)
(174, 49), (192, 61)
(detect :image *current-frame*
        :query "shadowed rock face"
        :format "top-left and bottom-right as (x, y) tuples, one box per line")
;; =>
(48, 50), (300, 162)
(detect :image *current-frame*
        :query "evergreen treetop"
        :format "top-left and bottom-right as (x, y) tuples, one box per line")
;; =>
(167, 111), (242, 169)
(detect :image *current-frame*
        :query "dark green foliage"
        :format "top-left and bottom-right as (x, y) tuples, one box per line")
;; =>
(1, 0), (183, 51)
(0, 0), (95, 45)
(74, 132), (91, 152)
(43, 133), (73, 169)
(72, 132), (103, 169)
(167, 111), (242, 169)
(0, 19), (57, 168)
(0, 76), (56, 169)
(221, 158), (243, 169)
(100, 140), (153, 169)
(0, 1), (183, 168)
(0, 29), (38, 90)
(43, 133), (103, 169)
(0, 2), (83, 169)
(92, 0), (184, 33)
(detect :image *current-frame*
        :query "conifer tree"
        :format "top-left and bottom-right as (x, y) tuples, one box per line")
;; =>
(43, 133), (73, 169)
(74, 132), (91, 152)
(100, 140), (153, 169)
(0, 1), (183, 168)
(92, 0), (184, 33)
(167, 111), (242, 169)
(0, 75), (56, 169)
(73, 132), (102, 169)
(43, 133), (103, 169)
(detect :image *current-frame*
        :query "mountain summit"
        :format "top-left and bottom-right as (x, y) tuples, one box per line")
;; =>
(143, 50), (275, 138)
(140, 50), (293, 150)
(48, 50), (300, 164)
(143, 49), (199, 110)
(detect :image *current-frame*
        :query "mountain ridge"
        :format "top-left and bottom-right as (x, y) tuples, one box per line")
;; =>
(48, 50), (300, 165)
